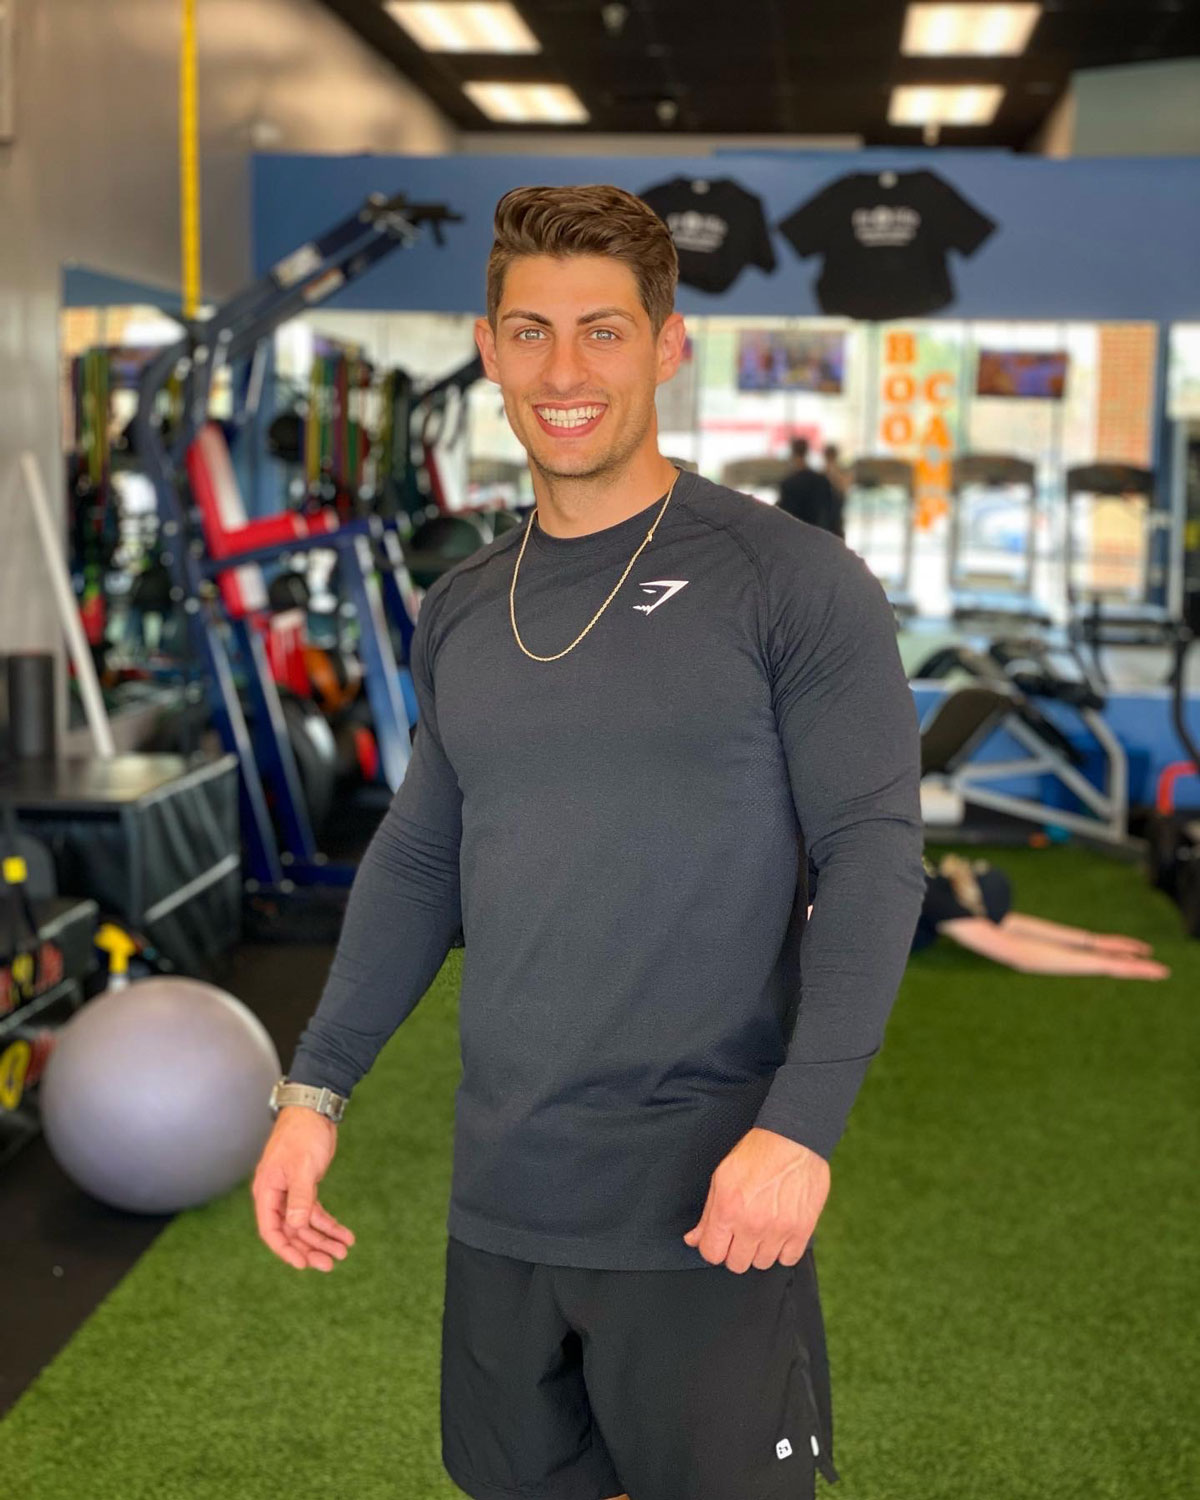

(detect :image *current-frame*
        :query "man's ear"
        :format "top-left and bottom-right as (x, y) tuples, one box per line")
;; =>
(656, 312), (688, 386)
(475, 316), (500, 384)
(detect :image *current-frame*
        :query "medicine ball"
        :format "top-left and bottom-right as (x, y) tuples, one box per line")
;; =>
(39, 977), (280, 1214)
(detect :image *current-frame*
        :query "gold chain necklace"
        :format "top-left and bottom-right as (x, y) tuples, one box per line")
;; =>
(510, 469), (680, 663)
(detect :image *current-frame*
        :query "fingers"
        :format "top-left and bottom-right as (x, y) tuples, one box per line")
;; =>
(1113, 957), (1170, 979)
(311, 1202), (356, 1246)
(253, 1174), (355, 1272)
(283, 1194), (352, 1272)
(292, 1218), (352, 1266)
(254, 1183), (308, 1271)
(684, 1191), (735, 1268)
(1091, 934), (1154, 957)
(688, 1202), (764, 1274)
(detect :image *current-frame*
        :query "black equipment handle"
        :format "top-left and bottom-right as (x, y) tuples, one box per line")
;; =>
(1169, 624), (1200, 774)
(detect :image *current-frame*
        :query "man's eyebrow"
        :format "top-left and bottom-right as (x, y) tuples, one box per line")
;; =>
(499, 307), (637, 326)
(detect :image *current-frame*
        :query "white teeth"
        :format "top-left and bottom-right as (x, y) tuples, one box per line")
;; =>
(537, 405), (603, 428)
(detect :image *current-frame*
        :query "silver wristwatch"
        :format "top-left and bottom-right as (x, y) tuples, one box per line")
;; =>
(269, 1077), (348, 1123)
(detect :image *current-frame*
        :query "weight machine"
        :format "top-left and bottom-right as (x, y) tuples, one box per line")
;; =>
(135, 192), (459, 893)
(916, 634), (1132, 849)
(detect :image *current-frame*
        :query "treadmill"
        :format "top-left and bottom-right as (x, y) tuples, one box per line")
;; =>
(845, 457), (917, 619)
(948, 454), (1051, 630)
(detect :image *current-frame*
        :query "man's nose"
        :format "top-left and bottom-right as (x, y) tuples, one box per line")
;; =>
(540, 338), (590, 394)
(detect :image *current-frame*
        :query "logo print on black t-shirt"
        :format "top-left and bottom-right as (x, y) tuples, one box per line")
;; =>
(667, 211), (729, 255)
(852, 205), (921, 248)
(632, 579), (689, 615)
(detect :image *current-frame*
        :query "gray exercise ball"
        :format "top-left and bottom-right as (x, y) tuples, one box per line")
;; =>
(39, 977), (281, 1214)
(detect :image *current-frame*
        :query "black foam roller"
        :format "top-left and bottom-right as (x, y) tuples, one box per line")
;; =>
(7, 651), (56, 759)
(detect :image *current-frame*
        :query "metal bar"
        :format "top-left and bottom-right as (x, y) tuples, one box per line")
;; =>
(142, 853), (241, 926)
(15, 453), (116, 758)
(236, 619), (319, 863)
(341, 534), (412, 787)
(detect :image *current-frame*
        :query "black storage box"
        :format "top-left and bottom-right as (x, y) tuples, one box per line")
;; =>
(2, 754), (241, 976)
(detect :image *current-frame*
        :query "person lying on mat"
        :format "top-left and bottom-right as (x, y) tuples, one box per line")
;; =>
(904, 853), (1170, 979)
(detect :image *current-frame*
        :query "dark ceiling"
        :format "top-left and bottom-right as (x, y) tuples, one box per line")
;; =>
(320, 0), (1200, 149)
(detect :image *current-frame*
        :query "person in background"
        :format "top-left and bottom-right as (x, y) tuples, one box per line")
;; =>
(908, 853), (1169, 977)
(823, 444), (850, 504)
(777, 435), (843, 538)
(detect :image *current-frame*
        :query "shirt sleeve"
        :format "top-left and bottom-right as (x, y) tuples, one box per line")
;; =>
(752, 540), (926, 1160)
(744, 189), (778, 273)
(286, 576), (464, 1098)
(776, 181), (840, 258)
(929, 172), (996, 257)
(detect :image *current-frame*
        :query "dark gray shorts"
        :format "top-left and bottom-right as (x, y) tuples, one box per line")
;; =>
(440, 1234), (839, 1500)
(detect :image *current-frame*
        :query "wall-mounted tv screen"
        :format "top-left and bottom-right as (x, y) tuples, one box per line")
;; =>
(737, 330), (846, 394)
(976, 350), (1069, 399)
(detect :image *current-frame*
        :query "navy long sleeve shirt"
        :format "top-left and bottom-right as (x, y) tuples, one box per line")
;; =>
(288, 469), (925, 1270)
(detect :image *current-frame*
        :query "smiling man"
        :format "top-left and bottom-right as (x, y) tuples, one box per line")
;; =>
(255, 184), (926, 1500)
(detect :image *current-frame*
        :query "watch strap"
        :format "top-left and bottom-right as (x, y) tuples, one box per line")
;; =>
(272, 1079), (347, 1122)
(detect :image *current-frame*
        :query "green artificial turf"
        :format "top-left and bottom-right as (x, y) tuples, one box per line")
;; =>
(1, 844), (1197, 1499)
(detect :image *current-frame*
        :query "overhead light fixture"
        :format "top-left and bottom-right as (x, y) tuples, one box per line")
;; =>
(902, 4), (1041, 57)
(888, 84), (1004, 126)
(463, 82), (589, 123)
(386, 3), (541, 54)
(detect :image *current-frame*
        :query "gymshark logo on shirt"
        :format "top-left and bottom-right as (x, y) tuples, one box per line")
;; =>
(633, 580), (689, 614)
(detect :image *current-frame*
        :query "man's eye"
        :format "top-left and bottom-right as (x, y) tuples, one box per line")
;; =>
(516, 328), (543, 341)
(591, 329), (617, 340)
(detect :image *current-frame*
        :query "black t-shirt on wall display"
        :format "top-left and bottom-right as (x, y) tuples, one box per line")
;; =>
(777, 169), (997, 320)
(638, 176), (777, 294)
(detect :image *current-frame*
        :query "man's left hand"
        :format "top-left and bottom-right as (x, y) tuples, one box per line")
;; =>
(683, 1127), (830, 1273)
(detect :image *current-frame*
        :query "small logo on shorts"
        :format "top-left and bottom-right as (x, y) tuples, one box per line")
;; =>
(776, 1439), (793, 1460)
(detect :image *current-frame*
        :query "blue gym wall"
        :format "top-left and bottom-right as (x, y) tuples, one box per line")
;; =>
(252, 149), (1200, 320)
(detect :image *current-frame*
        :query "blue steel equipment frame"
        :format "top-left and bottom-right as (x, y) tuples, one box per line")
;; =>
(134, 193), (460, 891)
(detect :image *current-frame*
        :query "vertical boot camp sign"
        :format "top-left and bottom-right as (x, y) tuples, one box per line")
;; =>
(879, 330), (954, 529)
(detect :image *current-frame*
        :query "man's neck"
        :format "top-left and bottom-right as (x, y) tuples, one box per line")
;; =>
(532, 453), (679, 539)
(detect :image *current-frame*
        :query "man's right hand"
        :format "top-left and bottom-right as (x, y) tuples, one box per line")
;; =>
(251, 1106), (355, 1272)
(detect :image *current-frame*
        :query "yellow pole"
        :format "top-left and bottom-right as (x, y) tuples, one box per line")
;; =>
(180, 0), (201, 318)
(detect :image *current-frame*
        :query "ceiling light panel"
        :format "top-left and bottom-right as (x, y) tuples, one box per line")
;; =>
(902, 4), (1041, 57)
(387, 3), (541, 54)
(888, 84), (1005, 125)
(463, 82), (589, 123)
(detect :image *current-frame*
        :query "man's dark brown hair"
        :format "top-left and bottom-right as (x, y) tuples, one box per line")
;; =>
(486, 185), (678, 335)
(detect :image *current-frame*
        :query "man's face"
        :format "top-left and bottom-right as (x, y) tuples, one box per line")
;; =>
(475, 255), (685, 482)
